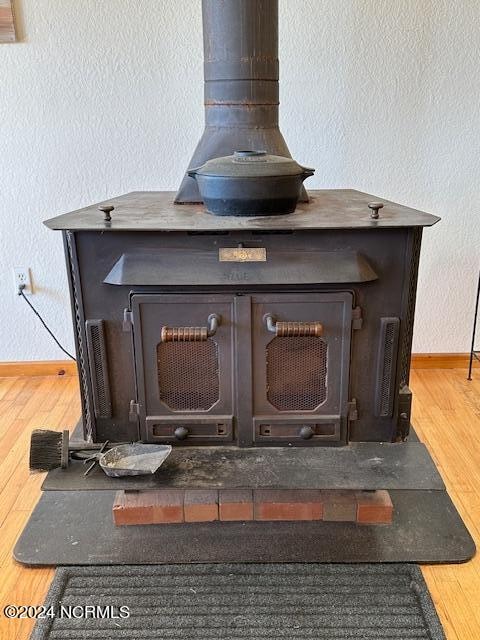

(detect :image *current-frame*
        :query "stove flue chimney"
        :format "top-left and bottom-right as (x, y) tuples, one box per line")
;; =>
(175, 0), (307, 203)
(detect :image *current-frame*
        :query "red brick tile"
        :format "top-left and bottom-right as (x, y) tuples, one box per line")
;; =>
(112, 490), (184, 526)
(356, 490), (393, 524)
(254, 489), (323, 521)
(113, 491), (153, 526)
(151, 489), (184, 524)
(321, 490), (357, 522)
(219, 489), (253, 521)
(184, 489), (219, 522)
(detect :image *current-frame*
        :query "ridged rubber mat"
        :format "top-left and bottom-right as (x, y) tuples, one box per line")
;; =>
(31, 564), (445, 639)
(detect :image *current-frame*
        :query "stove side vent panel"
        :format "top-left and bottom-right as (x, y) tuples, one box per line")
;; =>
(374, 317), (400, 418)
(85, 320), (112, 419)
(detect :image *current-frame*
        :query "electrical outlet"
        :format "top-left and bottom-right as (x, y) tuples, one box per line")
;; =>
(13, 267), (33, 296)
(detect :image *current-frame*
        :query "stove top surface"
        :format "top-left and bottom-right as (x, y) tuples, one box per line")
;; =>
(44, 189), (440, 231)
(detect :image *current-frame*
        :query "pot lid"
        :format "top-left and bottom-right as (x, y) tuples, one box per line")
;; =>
(192, 150), (314, 178)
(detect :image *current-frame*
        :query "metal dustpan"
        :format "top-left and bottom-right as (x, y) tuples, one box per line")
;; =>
(99, 443), (172, 477)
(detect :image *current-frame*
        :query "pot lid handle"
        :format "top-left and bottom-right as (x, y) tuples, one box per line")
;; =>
(233, 150), (268, 162)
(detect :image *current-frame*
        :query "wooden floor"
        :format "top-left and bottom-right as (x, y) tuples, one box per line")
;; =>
(0, 369), (479, 639)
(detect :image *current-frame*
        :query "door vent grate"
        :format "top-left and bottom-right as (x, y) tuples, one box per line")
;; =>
(85, 319), (112, 419)
(157, 339), (219, 412)
(266, 336), (327, 411)
(375, 317), (400, 417)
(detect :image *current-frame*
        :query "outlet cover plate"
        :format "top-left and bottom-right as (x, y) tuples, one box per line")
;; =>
(13, 267), (33, 295)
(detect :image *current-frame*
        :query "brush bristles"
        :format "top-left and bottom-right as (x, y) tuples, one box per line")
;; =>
(29, 429), (64, 472)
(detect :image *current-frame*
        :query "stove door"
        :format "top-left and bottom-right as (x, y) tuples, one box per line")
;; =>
(131, 294), (235, 444)
(250, 292), (353, 445)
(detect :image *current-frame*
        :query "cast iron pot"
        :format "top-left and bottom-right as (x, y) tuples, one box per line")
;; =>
(187, 150), (315, 216)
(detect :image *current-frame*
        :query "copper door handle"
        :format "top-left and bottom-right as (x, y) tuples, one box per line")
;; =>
(264, 314), (323, 337)
(160, 314), (221, 342)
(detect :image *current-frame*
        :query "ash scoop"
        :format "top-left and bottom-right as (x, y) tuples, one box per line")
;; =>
(99, 443), (172, 478)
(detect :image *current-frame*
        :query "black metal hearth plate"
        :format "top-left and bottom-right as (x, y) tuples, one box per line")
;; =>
(42, 442), (444, 492)
(14, 490), (474, 566)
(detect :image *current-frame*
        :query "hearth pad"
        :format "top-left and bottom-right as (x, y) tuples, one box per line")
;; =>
(15, 489), (474, 566)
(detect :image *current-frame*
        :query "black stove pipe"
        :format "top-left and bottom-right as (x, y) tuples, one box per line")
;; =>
(175, 0), (307, 203)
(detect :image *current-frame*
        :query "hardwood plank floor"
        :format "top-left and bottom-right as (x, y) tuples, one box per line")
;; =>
(0, 375), (80, 640)
(0, 369), (478, 639)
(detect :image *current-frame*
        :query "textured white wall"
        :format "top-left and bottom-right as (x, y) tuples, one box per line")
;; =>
(0, 0), (479, 361)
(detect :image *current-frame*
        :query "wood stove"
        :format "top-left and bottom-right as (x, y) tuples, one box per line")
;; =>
(43, 1), (440, 449)
(45, 190), (438, 447)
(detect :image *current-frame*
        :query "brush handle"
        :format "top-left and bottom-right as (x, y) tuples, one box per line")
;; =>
(68, 441), (125, 451)
(61, 430), (70, 469)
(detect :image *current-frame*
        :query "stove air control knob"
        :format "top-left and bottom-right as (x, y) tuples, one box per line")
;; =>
(174, 426), (189, 441)
(299, 425), (314, 440)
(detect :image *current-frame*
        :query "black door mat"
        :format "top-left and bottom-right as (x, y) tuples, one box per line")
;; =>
(15, 490), (475, 566)
(30, 563), (445, 639)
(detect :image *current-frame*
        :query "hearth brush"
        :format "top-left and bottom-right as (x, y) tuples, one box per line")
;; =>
(29, 430), (172, 477)
(29, 429), (109, 472)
